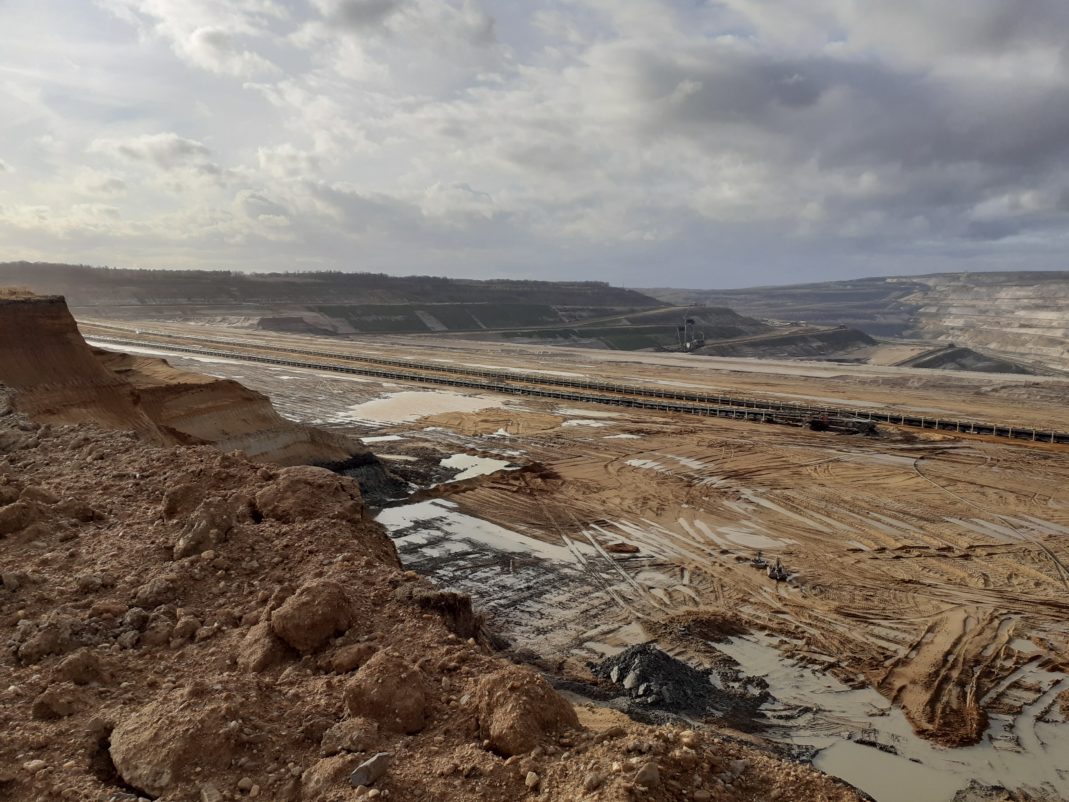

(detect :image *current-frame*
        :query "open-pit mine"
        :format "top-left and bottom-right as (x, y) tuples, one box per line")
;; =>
(63, 314), (1069, 802)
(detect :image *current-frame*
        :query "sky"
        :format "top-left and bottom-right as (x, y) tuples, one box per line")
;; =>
(1, 0), (1068, 288)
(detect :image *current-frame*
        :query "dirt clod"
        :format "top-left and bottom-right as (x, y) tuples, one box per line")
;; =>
(345, 651), (431, 734)
(474, 664), (580, 756)
(270, 579), (353, 654)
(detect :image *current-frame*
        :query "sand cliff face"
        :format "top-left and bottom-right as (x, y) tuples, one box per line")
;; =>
(0, 295), (164, 441)
(0, 294), (367, 467)
(93, 349), (362, 466)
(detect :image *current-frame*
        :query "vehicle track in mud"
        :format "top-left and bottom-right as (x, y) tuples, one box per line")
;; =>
(913, 450), (1069, 589)
(440, 422), (1069, 750)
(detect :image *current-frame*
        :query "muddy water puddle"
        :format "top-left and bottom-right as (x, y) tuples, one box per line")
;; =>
(343, 390), (510, 424)
(437, 453), (518, 481)
(375, 500), (623, 655)
(717, 635), (1069, 802)
(377, 493), (1069, 801)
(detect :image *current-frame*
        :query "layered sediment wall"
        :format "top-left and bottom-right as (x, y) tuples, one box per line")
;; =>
(94, 349), (362, 466)
(0, 294), (163, 440)
(0, 293), (368, 466)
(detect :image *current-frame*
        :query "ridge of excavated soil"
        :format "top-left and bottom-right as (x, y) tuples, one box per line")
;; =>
(92, 349), (363, 467)
(0, 393), (864, 802)
(0, 294), (368, 468)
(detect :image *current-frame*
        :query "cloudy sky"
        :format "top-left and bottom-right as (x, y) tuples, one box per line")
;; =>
(1, 0), (1068, 287)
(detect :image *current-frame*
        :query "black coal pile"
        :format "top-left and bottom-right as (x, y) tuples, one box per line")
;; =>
(327, 452), (411, 506)
(591, 644), (770, 725)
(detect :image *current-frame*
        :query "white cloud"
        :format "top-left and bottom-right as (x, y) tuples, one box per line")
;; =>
(74, 168), (128, 197)
(421, 182), (495, 223)
(180, 26), (278, 77)
(89, 133), (221, 175)
(96, 0), (285, 76)
(1, 1), (1068, 283)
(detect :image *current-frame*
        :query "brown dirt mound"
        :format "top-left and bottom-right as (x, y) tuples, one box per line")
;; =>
(0, 390), (863, 802)
(474, 664), (581, 756)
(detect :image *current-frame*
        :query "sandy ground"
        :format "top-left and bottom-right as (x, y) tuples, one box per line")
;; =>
(75, 320), (1069, 802)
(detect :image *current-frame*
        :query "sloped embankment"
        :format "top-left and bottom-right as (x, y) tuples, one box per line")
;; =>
(698, 328), (876, 359)
(0, 293), (163, 441)
(93, 348), (361, 466)
(893, 345), (1039, 375)
(0, 291), (370, 467)
(0, 394), (864, 802)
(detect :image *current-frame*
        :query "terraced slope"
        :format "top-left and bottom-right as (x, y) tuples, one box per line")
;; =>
(903, 273), (1069, 372)
(646, 272), (1069, 371)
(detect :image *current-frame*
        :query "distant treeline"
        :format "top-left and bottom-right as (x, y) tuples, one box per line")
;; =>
(0, 262), (658, 308)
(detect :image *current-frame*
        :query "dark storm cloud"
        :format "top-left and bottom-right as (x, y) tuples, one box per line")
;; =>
(624, 42), (1069, 173)
(593, 14), (1069, 252)
(324, 0), (404, 29)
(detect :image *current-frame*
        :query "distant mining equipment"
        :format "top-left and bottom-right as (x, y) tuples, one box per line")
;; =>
(767, 558), (789, 582)
(750, 551), (791, 582)
(677, 316), (706, 353)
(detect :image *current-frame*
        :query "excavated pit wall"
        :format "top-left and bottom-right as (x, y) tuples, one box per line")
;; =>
(0, 296), (163, 441)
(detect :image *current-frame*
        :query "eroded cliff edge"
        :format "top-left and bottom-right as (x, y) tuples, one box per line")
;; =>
(0, 292), (370, 469)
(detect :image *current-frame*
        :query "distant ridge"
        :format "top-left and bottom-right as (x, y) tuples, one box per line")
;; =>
(0, 262), (660, 308)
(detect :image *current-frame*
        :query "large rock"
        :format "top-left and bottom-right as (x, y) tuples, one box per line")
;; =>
(321, 718), (379, 755)
(237, 621), (292, 672)
(254, 466), (363, 524)
(0, 500), (35, 535)
(162, 482), (202, 519)
(344, 651), (431, 734)
(324, 642), (377, 674)
(173, 497), (235, 559)
(349, 752), (391, 787)
(474, 665), (580, 756)
(109, 696), (237, 797)
(15, 612), (77, 663)
(0, 481), (21, 506)
(20, 486), (59, 505)
(54, 496), (98, 522)
(270, 580), (352, 654)
(53, 648), (110, 685)
(132, 577), (177, 609)
(31, 683), (86, 719)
